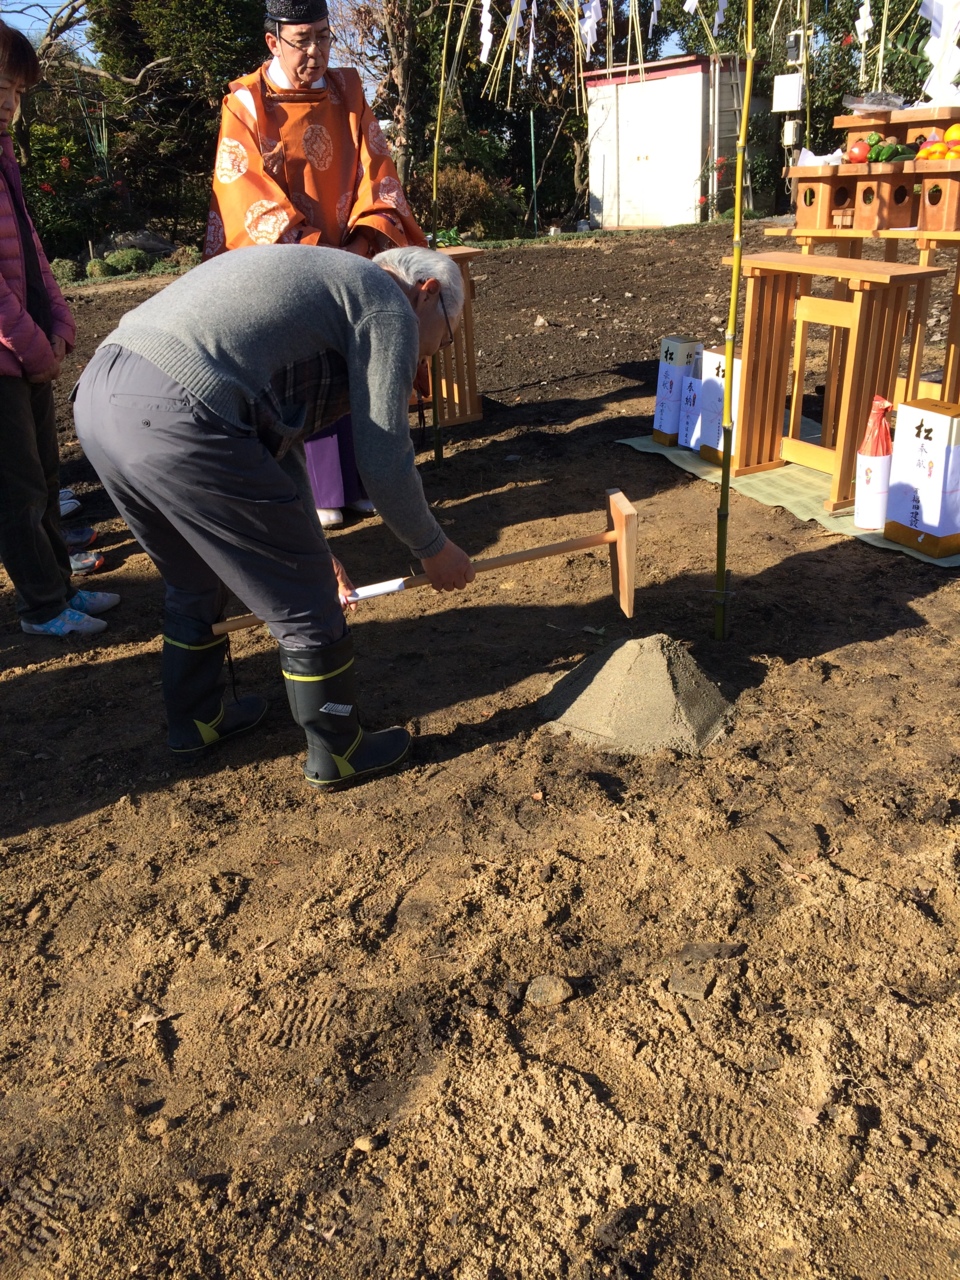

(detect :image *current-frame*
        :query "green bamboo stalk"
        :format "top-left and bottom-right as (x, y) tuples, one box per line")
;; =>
(714, 0), (755, 641)
(431, 0), (458, 465)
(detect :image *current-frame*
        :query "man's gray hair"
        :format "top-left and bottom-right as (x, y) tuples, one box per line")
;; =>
(376, 246), (464, 315)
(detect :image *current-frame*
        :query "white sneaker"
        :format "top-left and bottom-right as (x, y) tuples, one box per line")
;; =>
(317, 507), (343, 528)
(69, 589), (120, 615)
(22, 607), (107, 636)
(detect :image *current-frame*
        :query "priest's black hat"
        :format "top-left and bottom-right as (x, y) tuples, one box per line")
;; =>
(265, 0), (328, 25)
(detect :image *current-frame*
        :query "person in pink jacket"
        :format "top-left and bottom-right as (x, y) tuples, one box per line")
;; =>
(0, 22), (120, 636)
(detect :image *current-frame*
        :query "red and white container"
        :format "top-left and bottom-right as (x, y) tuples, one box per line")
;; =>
(854, 395), (893, 530)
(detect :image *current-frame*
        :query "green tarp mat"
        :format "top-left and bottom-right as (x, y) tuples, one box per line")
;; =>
(618, 435), (960, 568)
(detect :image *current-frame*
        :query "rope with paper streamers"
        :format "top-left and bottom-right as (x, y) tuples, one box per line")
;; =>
(475, 0), (646, 104)
(649, 0), (729, 40)
(481, 0), (585, 109)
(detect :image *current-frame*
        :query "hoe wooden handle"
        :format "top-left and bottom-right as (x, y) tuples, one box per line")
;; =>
(212, 489), (636, 635)
(212, 530), (617, 636)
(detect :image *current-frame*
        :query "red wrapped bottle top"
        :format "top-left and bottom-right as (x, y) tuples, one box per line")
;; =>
(859, 394), (893, 458)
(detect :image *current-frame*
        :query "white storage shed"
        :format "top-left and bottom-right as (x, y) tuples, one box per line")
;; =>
(585, 54), (749, 229)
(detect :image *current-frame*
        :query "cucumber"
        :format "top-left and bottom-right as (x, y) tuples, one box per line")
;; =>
(867, 143), (886, 161)
(878, 143), (900, 161)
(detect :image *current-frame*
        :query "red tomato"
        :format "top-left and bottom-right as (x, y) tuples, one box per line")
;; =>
(848, 139), (870, 163)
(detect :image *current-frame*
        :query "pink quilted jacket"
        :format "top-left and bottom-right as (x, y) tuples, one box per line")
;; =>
(0, 133), (74, 378)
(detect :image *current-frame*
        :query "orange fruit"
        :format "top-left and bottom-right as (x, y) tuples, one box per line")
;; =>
(944, 123), (960, 142)
(927, 142), (949, 157)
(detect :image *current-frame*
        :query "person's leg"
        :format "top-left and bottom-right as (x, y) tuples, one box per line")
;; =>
(279, 633), (410, 786)
(31, 382), (74, 598)
(0, 376), (71, 623)
(73, 350), (272, 750)
(75, 347), (347, 647)
(76, 347), (409, 781)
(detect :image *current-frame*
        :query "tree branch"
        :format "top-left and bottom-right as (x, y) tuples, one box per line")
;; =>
(60, 56), (172, 86)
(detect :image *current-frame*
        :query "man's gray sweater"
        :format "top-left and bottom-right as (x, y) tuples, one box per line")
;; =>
(102, 245), (446, 561)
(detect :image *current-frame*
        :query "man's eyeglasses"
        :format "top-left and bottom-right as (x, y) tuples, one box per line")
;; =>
(276, 28), (336, 53)
(438, 292), (455, 348)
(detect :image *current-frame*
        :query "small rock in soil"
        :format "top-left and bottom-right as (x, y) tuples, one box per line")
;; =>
(669, 963), (713, 1001)
(525, 975), (574, 1007)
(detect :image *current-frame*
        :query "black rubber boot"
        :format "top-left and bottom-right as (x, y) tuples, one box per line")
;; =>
(161, 610), (268, 753)
(279, 634), (410, 787)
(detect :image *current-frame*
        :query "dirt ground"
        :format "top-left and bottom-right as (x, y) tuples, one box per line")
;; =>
(1, 222), (959, 1280)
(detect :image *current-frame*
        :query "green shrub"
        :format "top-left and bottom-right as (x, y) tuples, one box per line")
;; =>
(148, 258), (182, 276)
(105, 248), (151, 274)
(168, 243), (201, 269)
(407, 166), (522, 241)
(49, 258), (80, 286)
(86, 258), (119, 279)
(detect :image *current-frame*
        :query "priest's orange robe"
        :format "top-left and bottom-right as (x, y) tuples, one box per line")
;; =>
(204, 64), (426, 259)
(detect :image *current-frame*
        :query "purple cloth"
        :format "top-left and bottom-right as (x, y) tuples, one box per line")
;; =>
(303, 413), (367, 508)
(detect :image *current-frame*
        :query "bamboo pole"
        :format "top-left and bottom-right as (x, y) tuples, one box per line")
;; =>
(714, 0), (755, 641)
(429, 0), (458, 464)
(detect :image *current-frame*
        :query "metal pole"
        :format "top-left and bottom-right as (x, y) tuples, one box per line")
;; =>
(530, 109), (538, 235)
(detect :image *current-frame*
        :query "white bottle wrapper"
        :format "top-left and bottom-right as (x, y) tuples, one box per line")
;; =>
(854, 452), (891, 530)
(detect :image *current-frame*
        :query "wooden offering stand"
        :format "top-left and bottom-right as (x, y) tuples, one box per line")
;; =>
(725, 251), (946, 512)
(432, 246), (483, 430)
(791, 106), (960, 237)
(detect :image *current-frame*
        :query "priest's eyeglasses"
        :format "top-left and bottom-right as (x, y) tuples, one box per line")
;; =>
(277, 29), (337, 52)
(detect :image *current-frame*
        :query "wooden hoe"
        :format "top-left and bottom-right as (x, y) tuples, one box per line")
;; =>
(213, 488), (637, 636)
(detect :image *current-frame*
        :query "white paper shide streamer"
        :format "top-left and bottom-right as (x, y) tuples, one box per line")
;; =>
(855, 0), (873, 85)
(648, 0), (661, 39)
(479, 0), (494, 64)
(506, 0), (528, 42)
(580, 0), (602, 57)
(527, 0), (538, 74)
(854, 0), (873, 45)
(713, 0), (727, 35)
(920, 0), (960, 102)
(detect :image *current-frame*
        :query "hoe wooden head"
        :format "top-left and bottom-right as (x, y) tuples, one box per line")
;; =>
(605, 488), (638, 618)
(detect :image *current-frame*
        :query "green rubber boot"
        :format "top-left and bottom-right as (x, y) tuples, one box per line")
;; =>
(161, 610), (267, 753)
(279, 634), (410, 787)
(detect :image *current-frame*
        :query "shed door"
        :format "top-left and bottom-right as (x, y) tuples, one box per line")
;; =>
(617, 72), (707, 227)
(588, 84), (619, 229)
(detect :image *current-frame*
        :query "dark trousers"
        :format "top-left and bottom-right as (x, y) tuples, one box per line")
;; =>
(73, 345), (346, 649)
(0, 376), (72, 623)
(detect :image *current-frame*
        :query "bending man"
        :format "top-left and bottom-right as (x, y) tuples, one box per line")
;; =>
(72, 245), (474, 788)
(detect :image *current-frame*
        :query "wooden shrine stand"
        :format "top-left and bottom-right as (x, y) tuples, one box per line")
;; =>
(432, 246), (484, 430)
(765, 225), (960, 405)
(728, 251), (946, 511)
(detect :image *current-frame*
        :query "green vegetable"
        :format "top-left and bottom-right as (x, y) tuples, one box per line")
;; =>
(867, 143), (885, 162)
(866, 131), (883, 146)
(878, 143), (900, 162)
